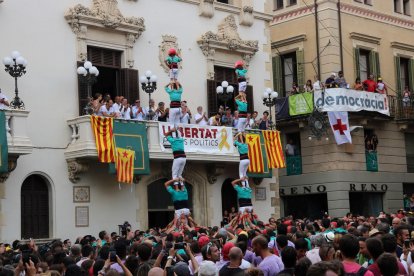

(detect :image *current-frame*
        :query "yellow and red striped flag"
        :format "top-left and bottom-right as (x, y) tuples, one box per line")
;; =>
(91, 116), (115, 163)
(246, 133), (265, 173)
(116, 147), (135, 184)
(263, 130), (286, 168)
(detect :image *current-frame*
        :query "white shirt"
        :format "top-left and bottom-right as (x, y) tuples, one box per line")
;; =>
(0, 92), (9, 110)
(131, 106), (146, 120)
(285, 144), (295, 156)
(194, 113), (208, 126)
(313, 80), (322, 91)
(180, 112), (190, 124)
(100, 105), (115, 116)
(145, 107), (157, 120)
(112, 103), (121, 115)
(120, 106), (131, 120)
(240, 259), (252, 269)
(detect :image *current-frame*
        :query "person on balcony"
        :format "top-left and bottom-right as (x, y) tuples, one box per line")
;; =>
(222, 108), (234, 127)
(99, 99), (116, 117)
(180, 101), (191, 124)
(164, 128), (186, 191)
(335, 71), (348, 88)
(353, 78), (364, 91)
(131, 100), (146, 121)
(145, 99), (157, 121)
(403, 86), (411, 118)
(285, 139), (296, 157)
(325, 73), (338, 88)
(209, 113), (222, 126)
(235, 94), (248, 133)
(376, 78), (388, 95)
(164, 177), (190, 229)
(0, 89), (10, 110)
(194, 106), (208, 126)
(91, 93), (102, 115)
(363, 74), (377, 92)
(313, 76), (324, 91)
(156, 102), (169, 122)
(234, 133), (250, 188)
(119, 98), (131, 120)
(258, 111), (271, 130)
(304, 80), (313, 93)
(289, 82), (300, 96)
(165, 81), (183, 126)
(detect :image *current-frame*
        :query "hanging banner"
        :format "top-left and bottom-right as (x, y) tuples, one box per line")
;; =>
(314, 88), (390, 116)
(288, 92), (314, 116)
(275, 97), (289, 120)
(0, 111), (8, 173)
(159, 122), (234, 154)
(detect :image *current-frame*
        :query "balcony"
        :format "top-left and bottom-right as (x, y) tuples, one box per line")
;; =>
(64, 116), (245, 182)
(286, 155), (302, 175)
(366, 151), (378, 172)
(1, 109), (33, 182)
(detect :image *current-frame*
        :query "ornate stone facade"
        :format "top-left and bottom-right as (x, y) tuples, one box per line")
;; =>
(158, 35), (182, 73)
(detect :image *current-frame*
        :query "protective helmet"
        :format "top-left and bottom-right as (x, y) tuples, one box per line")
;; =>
(168, 48), (177, 56)
(234, 60), (244, 68)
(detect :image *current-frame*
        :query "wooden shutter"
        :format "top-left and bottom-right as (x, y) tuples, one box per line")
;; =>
(296, 50), (305, 89)
(87, 47), (121, 68)
(409, 59), (414, 93)
(245, 85), (254, 114)
(77, 62), (89, 116)
(370, 51), (380, 79)
(272, 55), (283, 94)
(120, 68), (139, 104)
(375, 51), (381, 78)
(207, 79), (218, 116)
(354, 48), (360, 80)
(395, 56), (402, 96)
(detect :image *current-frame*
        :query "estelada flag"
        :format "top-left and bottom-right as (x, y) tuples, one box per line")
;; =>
(91, 116), (115, 163)
(246, 133), (265, 173)
(116, 147), (135, 184)
(263, 130), (286, 168)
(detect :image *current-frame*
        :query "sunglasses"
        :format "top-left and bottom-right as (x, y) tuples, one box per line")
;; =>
(206, 242), (214, 254)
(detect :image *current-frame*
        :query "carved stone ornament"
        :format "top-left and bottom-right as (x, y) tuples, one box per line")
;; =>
(0, 156), (19, 183)
(159, 35), (182, 73)
(199, 0), (214, 18)
(206, 163), (225, 184)
(240, 6), (254, 27)
(67, 159), (89, 183)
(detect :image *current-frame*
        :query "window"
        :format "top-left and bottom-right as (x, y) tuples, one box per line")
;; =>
(216, 0), (229, 3)
(285, 132), (302, 176)
(406, 133), (414, 173)
(282, 52), (297, 96)
(400, 58), (410, 89)
(272, 50), (304, 97)
(404, 0), (411, 15)
(395, 0), (402, 12)
(274, 0), (283, 10)
(364, 0), (372, 5)
(288, 0), (297, 6)
(354, 48), (380, 81)
(359, 49), (370, 81)
(395, 56), (414, 95)
(364, 129), (378, 172)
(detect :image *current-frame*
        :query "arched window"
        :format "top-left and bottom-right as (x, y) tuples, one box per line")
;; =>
(21, 175), (49, 239)
(221, 178), (238, 217)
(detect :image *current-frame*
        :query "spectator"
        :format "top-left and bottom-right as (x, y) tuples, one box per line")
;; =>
(229, 207), (238, 221)
(92, 93), (102, 114)
(306, 234), (324, 264)
(0, 89), (10, 110)
(313, 76), (324, 91)
(335, 71), (348, 88)
(100, 99), (115, 117)
(363, 74), (377, 92)
(112, 96), (122, 118)
(294, 257), (311, 276)
(180, 101), (190, 124)
(377, 253), (400, 276)
(156, 102), (168, 122)
(146, 99), (157, 120)
(318, 244), (335, 262)
(219, 247), (244, 276)
(252, 236), (284, 276)
(285, 139), (296, 157)
(306, 261), (342, 276)
(222, 210), (230, 227)
(303, 80), (313, 92)
(119, 98), (131, 120)
(194, 106), (208, 126)
(278, 247), (296, 275)
(394, 225), (410, 258)
(131, 99), (146, 121)
(294, 239), (308, 260)
(233, 111), (239, 129)
(289, 82), (299, 96)
(222, 108), (234, 127)
(339, 234), (373, 276)
(325, 73), (337, 88)
(366, 237), (384, 276)
(258, 111), (271, 130)
(201, 242), (220, 263)
(380, 234), (407, 274)
(236, 241), (252, 269)
(353, 77), (364, 91)
(218, 105), (225, 116)
(251, 111), (259, 129)
(245, 113), (253, 129)
(402, 86), (411, 118)
(208, 113), (222, 126)
(376, 78), (387, 94)
(357, 237), (370, 267)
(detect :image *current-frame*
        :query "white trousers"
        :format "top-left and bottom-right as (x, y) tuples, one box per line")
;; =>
(239, 81), (247, 92)
(169, 107), (181, 126)
(237, 117), (247, 133)
(175, 208), (190, 217)
(172, 157), (186, 185)
(239, 159), (250, 188)
(239, 206), (253, 214)
(169, 68), (179, 80)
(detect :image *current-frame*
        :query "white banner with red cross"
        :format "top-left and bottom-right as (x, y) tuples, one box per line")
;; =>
(328, 111), (352, 145)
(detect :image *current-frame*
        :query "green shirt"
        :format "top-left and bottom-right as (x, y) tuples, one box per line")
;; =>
(234, 141), (248, 155)
(236, 68), (247, 78)
(166, 56), (182, 64)
(234, 185), (252, 199)
(235, 100), (247, 112)
(167, 186), (188, 202)
(167, 136), (185, 152)
(165, 86), (183, 102)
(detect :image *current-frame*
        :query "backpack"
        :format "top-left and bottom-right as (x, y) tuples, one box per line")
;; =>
(343, 267), (367, 276)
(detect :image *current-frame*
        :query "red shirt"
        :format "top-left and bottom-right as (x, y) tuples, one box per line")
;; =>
(363, 79), (377, 92)
(368, 261), (407, 276)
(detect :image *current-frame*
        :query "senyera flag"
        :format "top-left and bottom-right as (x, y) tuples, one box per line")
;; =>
(246, 133), (265, 173)
(91, 116), (115, 163)
(263, 130), (286, 168)
(116, 147), (135, 184)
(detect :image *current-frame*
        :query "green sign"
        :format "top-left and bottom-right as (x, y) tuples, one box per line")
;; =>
(109, 120), (150, 175)
(286, 155), (302, 176)
(247, 131), (272, 179)
(288, 92), (314, 116)
(366, 151), (378, 172)
(0, 111), (8, 173)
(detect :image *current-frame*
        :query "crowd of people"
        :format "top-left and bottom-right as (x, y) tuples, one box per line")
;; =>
(1, 211), (414, 276)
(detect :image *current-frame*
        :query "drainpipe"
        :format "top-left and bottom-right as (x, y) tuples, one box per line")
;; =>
(314, 0), (321, 80)
(337, 0), (344, 71)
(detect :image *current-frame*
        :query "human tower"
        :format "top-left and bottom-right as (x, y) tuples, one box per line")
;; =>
(162, 48), (258, 231)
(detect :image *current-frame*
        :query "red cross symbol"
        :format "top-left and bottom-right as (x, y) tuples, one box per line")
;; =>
(333, 119), (347, 135)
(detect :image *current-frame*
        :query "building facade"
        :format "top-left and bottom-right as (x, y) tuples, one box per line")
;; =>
(270, 0), (414, 218)
(0, 0), (277, 242)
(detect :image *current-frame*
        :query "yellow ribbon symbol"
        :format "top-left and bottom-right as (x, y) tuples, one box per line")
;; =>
(218, 128), (230, 151)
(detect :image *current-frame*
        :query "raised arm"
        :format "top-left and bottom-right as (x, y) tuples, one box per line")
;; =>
(231, 178), (242, 187)
(164, 128), (176, 137)
(164, 178), (178, 188)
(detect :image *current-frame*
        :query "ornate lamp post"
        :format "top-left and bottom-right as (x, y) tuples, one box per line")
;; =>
(216, 81), (234, 109)
(77, 61), (99, 115)
(262, 88), (278, 130)
(2, 51), (28, 109)
(139, 70), (157, 120)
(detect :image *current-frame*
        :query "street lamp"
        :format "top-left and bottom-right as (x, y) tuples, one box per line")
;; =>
(140, 70), (157, 120)
(262, 87), (278, 129)
(2, 51), (28, 109)
(77, 61), (99, 115)
(216, 81), (234, 109)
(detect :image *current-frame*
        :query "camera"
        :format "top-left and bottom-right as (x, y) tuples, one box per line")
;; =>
(109, 250), (117, 262)
(404, 239), (411, 248)
(174, 242), (185, 250)
(118, 221), (131, 237)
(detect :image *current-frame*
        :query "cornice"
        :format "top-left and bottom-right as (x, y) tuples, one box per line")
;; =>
(271, 5), (315, 24)
(391, 42), (414, 52)
(349, 32), (381, 45)
(271, 34), (306, 49)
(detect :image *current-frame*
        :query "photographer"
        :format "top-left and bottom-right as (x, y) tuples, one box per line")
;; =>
(0, 89), (10, 110)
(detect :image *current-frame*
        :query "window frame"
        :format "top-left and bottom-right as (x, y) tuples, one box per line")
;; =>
(281, 52), (298, 97)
